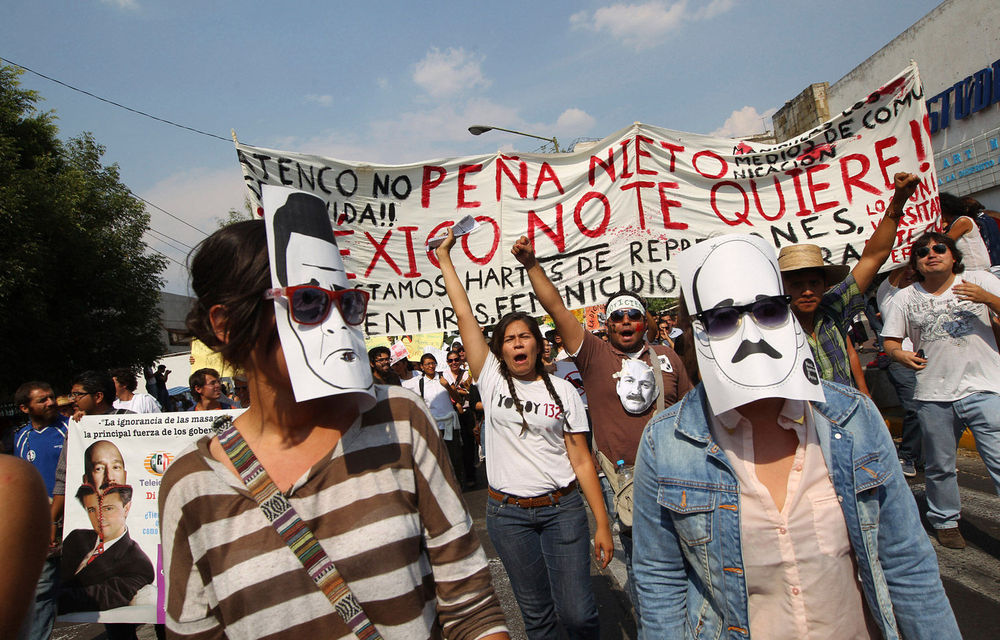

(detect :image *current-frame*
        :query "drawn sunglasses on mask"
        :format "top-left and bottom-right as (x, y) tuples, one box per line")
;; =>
(693, 295), (792, 339)
(265, 286), (370, 325)
(914, 243), (948, 259)
(609, 308), (644, 322)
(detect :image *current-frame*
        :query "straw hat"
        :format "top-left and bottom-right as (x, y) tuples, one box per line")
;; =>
(777, 244), (849, 284)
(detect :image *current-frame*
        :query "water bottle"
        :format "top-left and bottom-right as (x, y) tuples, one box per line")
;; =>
(616, 459), (632, 482)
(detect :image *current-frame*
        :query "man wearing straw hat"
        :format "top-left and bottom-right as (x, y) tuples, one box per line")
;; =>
(777, 172), (920, 387)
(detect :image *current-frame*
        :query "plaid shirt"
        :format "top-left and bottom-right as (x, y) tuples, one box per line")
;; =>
(806, 274), (864, 387)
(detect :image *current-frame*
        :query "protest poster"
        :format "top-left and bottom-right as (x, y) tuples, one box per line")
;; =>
(190, 339), (238, 378)
(58, 409), (241, 624)
(236, 64), (939, 337)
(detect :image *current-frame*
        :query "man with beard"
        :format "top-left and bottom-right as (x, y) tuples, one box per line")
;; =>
(368, 346), (400, 385)
(515, 237), (691, 627)
(14, 382), (67, 640)
(778, 172), (920, 388)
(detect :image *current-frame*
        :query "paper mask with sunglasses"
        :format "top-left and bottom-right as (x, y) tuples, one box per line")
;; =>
(263, 185), (375, 408)
(678, 234), (823, 415)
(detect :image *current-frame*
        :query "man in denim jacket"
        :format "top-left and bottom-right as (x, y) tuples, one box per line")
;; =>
(633, 234), (958, 639)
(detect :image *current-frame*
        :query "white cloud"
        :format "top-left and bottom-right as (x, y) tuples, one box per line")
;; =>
(304, 94), (334, 107)
(413, 47), (489, 99)
(100, 0), (139, 9)
(555, 108), (596, 133)
(140, 167), (249, 293)
(571, 0), (736, 50)
(692, 0), (736, 20)
(710, 105), (777, 138)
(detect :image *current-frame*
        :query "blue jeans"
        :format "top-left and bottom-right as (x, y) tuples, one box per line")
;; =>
(17, 555), (58, 640)
(887, 362), (922, 465)
(918, 391), (1000, 528)
(599, 474), (640, 630)
(486, 490), (599, 640)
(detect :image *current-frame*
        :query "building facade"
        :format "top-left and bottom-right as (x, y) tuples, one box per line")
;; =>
(774, 0), (1000, 209)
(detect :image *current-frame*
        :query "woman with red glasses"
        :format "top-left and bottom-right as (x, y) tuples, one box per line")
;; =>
(436, 228), (612, 640)
(158, 218), (508, 640)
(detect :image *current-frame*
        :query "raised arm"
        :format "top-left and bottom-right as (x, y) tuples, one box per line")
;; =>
(435, 229), (490, 380)
(851, 172), (920, 292)
(511, 236), (586, 355)
(945, 215), (974, 242)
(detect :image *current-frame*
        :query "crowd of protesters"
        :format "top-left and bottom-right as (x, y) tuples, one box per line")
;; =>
(6, 171), (1000, 639)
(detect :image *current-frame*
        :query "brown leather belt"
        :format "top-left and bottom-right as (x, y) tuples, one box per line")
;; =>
(487, 481), (578, 508)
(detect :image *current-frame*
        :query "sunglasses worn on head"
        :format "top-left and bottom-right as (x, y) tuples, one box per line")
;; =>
(914, 243), (948, 259)
(694, 295), (792, 339)
(265, 286), (370, 325)
(609, 308), (644, 322)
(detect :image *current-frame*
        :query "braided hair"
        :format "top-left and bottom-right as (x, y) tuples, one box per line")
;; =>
(490, 312), (569, 437)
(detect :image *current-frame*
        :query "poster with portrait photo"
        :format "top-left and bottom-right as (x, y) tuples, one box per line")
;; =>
(59, 409), (241, 624)
(262, 185), (376, 407)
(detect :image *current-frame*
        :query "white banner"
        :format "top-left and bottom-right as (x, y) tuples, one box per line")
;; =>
(237, 64), (939, 336)
(58, 410), (240, 624)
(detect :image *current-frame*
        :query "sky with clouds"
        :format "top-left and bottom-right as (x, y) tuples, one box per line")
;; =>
(3, 0), (942, 293)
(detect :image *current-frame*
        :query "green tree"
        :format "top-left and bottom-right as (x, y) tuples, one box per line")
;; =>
(0, 65), (167, 395)
(215, 196), (255, 228)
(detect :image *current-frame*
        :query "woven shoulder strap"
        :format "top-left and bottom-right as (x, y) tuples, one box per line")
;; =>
(215, 418), (382, 640)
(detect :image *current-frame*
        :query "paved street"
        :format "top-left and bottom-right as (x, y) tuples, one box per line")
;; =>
(54, 452), (998, 640)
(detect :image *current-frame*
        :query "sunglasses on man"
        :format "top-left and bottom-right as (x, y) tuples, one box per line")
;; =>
(693, 295), (792, 340)
(265, 286), (370, 325)
(609, 308), (644, 323)
(913, 243), (948, 259)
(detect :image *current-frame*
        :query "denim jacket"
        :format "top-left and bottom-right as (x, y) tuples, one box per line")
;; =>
(633, 382), (959, 640)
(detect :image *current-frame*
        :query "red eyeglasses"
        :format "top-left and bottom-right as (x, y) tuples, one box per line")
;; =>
(265, 286), (370, 326)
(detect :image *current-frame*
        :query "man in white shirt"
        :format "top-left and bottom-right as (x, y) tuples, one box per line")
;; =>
(110, 368), (162, 414)
(404, 353), (464, 483)
(882, 232), (1000, 549)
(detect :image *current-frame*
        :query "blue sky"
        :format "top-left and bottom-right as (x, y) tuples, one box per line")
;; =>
(3, 0), (943, 293)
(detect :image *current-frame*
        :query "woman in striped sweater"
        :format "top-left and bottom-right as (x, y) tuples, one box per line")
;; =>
(159, 220), (509, 640)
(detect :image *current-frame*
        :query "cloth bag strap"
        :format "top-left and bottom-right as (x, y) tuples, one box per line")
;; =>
(215, 419), (383, 640)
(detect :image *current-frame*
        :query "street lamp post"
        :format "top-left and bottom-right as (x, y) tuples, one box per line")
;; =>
(468, 125), (559, 152)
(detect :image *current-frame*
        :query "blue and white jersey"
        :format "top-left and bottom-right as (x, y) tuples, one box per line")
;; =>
(15, 417), (68, 497)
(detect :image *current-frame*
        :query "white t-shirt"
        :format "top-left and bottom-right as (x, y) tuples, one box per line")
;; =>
(954, 216), (992, 271)
(476, 352), (589, 496)
(113, 393), (162, 414)
(875, 278), (913, 352)
(402, 373), (454, 420)
(882, 271), (1000, 401)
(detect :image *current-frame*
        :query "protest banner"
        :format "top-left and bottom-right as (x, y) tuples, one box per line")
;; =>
(58, 410), (241, 624)
(236, 64), (938, 337)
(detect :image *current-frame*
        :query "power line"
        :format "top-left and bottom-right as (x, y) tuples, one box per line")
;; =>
(131, 191), (209, 237)
(145, 228), (193, 255)
(147, 244), (188, 271)
(1, 56), (232, 143)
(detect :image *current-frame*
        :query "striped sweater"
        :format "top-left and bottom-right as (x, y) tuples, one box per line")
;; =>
(159, 385), (507, 639)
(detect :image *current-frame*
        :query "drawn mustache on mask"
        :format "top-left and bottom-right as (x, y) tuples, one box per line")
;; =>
(731, 339), (782, 363)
